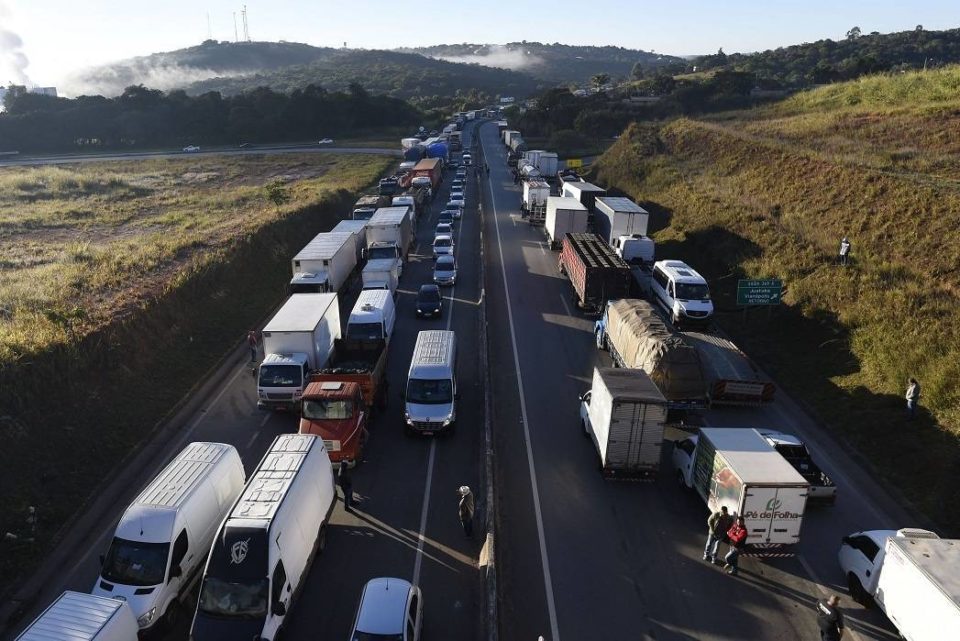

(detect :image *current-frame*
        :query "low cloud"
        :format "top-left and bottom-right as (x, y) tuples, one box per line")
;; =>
(434, 44), (542, 72)
(61, 59), (249, 97)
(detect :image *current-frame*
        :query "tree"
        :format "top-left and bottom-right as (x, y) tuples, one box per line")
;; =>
(631, 62), (645, 80)
(591, 73), (611, 92)
(846, 26), (862, 40)
(265, 180), (290, 209)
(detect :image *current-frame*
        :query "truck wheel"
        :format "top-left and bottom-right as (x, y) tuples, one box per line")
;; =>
(847, 574), (871, 607)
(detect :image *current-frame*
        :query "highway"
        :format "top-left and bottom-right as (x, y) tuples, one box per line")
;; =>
(476, 119), (909, 641)
(3, 124), (482, 640)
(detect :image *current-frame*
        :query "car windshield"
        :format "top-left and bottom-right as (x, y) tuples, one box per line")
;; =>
(302, 399), (354, 420)
(675, 283), (710, 300)
(436, 258), (455, 270)
(198, 577), (269, 619)
(368, 247), (398, 260)
(347, 322), (383, 340)
(101, 537), (169, 586)
(418, 288), (441, 303)
(407, 378), (453, 404)
(439, 216), (453, 225)
(353, 633), (403, 641)
(258, 364), (302, 388)
(434, 238), (451, 248)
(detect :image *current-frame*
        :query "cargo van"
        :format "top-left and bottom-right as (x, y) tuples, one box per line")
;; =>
(190, 434), (336, 641)
(16, 592), (138, 641)
(404, 331), (457, 436)
(650, 260), (714, 327)
(92, 442), (245, 631)
(346, 289), (397, 344)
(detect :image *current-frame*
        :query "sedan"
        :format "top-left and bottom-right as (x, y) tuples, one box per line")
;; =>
(443, 206), (462, 220)
(349, 577), (422, 641)
(433, 255), (457, 286)
(438, 212), (454, 227)
(432, 234), (454, 258)
(182, 145), (200, 152)
(435, 223), (453, 237)
(451, 180), (465, 191)
(447, 196), (465, 210)
(318, 138), (334, 145)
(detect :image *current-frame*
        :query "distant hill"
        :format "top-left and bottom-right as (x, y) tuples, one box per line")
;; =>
(403, 42), (685, 84)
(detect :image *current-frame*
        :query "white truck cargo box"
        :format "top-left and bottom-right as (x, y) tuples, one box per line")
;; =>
(331, 220), (368, 264)
(545, 196), (589, 248)
(538, 152), (559, 177)
(367, 207), (413, 260)
(594, 196), (650, 243)
(562, 181), (607, 212)
(362, 257), (401, 295)
(290, 231), (358, 294)
(16, 591), (138, 641)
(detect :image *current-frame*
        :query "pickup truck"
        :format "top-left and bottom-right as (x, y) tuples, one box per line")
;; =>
(758, 430), (836, 505)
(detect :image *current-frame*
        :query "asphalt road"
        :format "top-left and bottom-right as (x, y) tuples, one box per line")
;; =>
(4, 125), (481, 640)
(477, 120), (912, 641)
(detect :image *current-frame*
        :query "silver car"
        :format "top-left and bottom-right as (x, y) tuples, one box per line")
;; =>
(349, 577), (422, 641)
(433, 255), (457, 286)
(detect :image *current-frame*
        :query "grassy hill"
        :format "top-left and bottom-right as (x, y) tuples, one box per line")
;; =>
(591, 67), (960, 528)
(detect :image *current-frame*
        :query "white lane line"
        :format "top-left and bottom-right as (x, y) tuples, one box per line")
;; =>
(539, 242), (546, 256)
(484, 128), (562, 641)
(559, 294), (573, 317)
(245, 431), (259, 450)
(259, 412), (272, 427)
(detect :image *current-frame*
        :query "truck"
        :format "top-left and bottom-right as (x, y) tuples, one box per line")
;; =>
(593, 197), (649, 243)
(509, 136), (528, 154)
(672, 427), (810, 546)
(411, 157), (442, 190)
(16, 591), (138, 641)
(681, 330), (775, 406)
(559, 233), (634, 313)
(504, 130), (521, 148)
(257, 293), (341, 411)
(579, 367), (668, 479)
(522, 180), (550, 225)
(353, 194), (389, 221)
(537, 152), (559, 178)
(362, 257), (401, 295)
(289, 231), (358, 294)
(331, 219), (368, 265)
(308, 338), (388, 411)
(838, 528), (960, 639)
(562, 181), (607, 217)
(758, 430), (836, 504)
(366, 206), (413, 261)
(595, 299), (710, 410)
(300, 380), (368, 468)
(545, 196), (589, 249)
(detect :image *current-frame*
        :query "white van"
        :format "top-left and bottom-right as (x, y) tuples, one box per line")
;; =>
(650, 260), (714, 327)
(16, 592), (138, 641)
(346, 288), (397, 344)
(190, 434), (336, 641)
(404, 330), (457, 436)
(92, 442), (245, 631)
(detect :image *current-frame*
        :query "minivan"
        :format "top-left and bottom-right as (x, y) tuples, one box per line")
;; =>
(93, 442), (245, 632)
(190, 435), (335, 641)
(650, 260), (713, 327)
(405, 330), (457, 436)
(346, 288), (397, 344)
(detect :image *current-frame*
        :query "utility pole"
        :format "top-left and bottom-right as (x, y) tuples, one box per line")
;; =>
(242, 5), (251, 42)
(233, 12), (239, 42)
(206, 12), (212, 40)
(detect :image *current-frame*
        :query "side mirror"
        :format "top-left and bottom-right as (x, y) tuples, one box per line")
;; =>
(273, 601), (287, 617)
(170, 564), (183, 579)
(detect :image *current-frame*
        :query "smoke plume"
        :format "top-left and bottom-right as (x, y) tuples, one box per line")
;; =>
(0, 2), (32, 85)
(435, 44), (542, 72)
(61, 58), (248, 98)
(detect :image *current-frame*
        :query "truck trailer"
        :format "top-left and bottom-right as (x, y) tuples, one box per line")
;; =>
(331, 220), (368, 265)
(522, 180), (550, 225)
(593, 196), (650, 243)
(367, 206), (414, 261)
(411, 158), (442, 190)
(290, 231), (358, 294)
(561, 181), (607, 215)
(545, 196), (589, 249)
(559, 233), (634, 313)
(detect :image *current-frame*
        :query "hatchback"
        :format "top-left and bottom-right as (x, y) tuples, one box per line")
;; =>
(348, 577), (422, 641)
(416, 285), (443, 318)
(432, 234), (454, 258)
(433, 256), (457, 286)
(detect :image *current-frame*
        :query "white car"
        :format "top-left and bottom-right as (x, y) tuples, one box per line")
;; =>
(447, 196), (465, 210)
(349, 578), (422, 641)
(443, 206), (462, 220)
(318, 138), (334, 145)
(182, 145), (200, 152)
(462, 154), (472, 166)
(433, 255), (457, 286)
(432, 234), (454, 258)
(435, 223), (453, 237)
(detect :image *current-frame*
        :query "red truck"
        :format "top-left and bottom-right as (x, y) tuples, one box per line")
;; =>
(299, 380), (368, 467)
(411, 158), (442, 190)
(559, 232), (634, 313)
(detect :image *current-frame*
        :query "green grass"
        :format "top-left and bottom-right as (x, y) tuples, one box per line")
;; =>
(591, 68), (960, 528)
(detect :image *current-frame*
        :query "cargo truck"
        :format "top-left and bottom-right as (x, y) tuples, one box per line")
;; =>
(504, 130), (521, 148)
(290, 231), (358, 294)
(509, 136), (528, 154)
(362, 257), (401, 295)
(308, 338), (388, 413)
(353, 194), (390, 221)
(257, 293), (341, 411)
(538, 152), (559, 178)
(331, 219), (368, 265)
(545, 196), (589, 249)
(300, 382), (368, 468)
(672, 427), (809, 546)
(366, 206), (413, 262)
(16, 592), (138, 641)
(411, 158), (443, 190)
(595, 299), (710, 410)
(522, 180), (550, 225)
(559, 233), (633, 313)
(838, 528), (960, 639)
(594, 197), (649, 244)
(562, 181), (607, 217)
(579, 367), (668, 479)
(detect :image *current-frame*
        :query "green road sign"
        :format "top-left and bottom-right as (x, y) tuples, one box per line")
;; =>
(737, 279), (783, 306)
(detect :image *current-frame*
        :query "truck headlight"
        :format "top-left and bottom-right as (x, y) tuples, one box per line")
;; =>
(258, 389), (267, 399)
(442, 418), (452, 427)
(137, 607), (157, 627)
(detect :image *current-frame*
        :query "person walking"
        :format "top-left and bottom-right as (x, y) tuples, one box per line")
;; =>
(458, 486), (475, 538)
(906, 377), (921, 420)
(703, 505), (733, 564)
(723, 515), (748, 576)
(247, 330), (259, 362)
(816, 595), (845, 640)
(838, 237), (851, 266)
(338, 464), (354, 513)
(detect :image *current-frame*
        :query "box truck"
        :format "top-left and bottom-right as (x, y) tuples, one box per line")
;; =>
(562, 181), (607, 215)
(362, 257), (401, 295)
(411, 158), (442, 190)
(594, 196), (654, 266)
(257, 293), (341, 411)
(366, 206), (413, 262)
(545, 196), (589, 249)
(331, 220), (367, 264)
(16, 592), (138, 641)
(559, 233), (633, 313)
(579, 367), (668, 479)
(522, 180), (550, 225)
(672, 428), (809, 546)
(290, 232), (358, 294)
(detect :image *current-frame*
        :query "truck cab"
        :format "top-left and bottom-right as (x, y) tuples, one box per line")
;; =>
(366, 241), (402, 265)
(611, 234), (655, 267)
(289, 271), (330, 294)
(257, 353), (309, 411)
(299, 381), (367, 468)
(838, 528), (939, 605)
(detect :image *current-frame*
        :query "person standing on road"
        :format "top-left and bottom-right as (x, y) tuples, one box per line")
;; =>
(247, 330), (259, 362)
(906, 378), (921, 420)
(339, 463), (354, 513)
(838, 237), (851, 266)
(723, 516), (748, 576)
(816, 595), (845, 640)
(458, 485), (475, 538)
(703, 505), (733, 564)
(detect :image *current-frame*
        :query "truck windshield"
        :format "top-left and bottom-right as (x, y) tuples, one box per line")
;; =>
(406, 378), (453, 404)
(368, 247), (398, 260)
(303, 399), (354, 420)
(347, 322), (383, 340)
(101, 537), (169, 586)
(258, 365), (302, 387)
(675, 283), (710, 300)
(198, 577), (268, 618)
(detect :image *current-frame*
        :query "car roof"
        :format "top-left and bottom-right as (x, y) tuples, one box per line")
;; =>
(419, 284), (440, 293)
(356, 578), (412, 635)
(434, 234), (452, 242)
(436, 255), (455, 266)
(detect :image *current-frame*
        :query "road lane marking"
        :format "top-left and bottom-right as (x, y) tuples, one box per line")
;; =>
(539, 242), (546, 256)
(245, 431), (259, 451)
(483, 126), (562, 641)
(259, 412), (272, 427)
(169, 364), (248, 454)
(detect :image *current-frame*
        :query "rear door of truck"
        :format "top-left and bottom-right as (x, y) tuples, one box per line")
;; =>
(742, 485), (806, 545)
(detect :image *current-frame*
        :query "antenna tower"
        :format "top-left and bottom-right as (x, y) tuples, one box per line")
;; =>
(206, 12), (212, 40)
(241, 5), (251, 42)
(233, 12), (239, 42)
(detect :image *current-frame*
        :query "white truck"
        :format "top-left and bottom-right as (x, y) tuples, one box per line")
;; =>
(257, 293), (341, 411)
(522, 180), (550, 225)
(594, 196), (656, 265)
(537, 151), (559, 177)
(672, 427), (809, 546)
(331, 219), (368, 265)
(561, 181), (607, 215)
(289, 231), (358, 294)
(838, 528), (960, 640)
(16, 591), (138, 641)
(579, 367), (668, 479)
(545, 196), (589, 249)
(504, 130), (521, 147)
(362, 257), (401, 295)
(366, 206), (413, 263)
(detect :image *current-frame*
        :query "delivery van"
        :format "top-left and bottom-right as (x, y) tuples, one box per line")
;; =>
(346, 288), (397, 344)
(404, 330), (457, 436)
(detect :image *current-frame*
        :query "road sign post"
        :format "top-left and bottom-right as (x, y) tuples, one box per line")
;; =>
(737, 279), (783, 321)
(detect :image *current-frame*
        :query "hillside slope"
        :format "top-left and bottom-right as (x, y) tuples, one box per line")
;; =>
(592, 67), (960, 526)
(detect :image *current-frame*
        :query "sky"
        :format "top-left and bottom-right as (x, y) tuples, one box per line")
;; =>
(1, 0), (957, 92)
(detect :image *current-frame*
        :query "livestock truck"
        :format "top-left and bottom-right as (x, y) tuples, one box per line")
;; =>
(559, 233), (633, 313)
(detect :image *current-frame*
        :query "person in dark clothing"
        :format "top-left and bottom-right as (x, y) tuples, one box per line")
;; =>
(703, 506), (733, 564)
(247, 330), (259, 362)
(458, 486), (475, 538)
(338, 464), (354, 512)
(816, 595), (845, 640)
